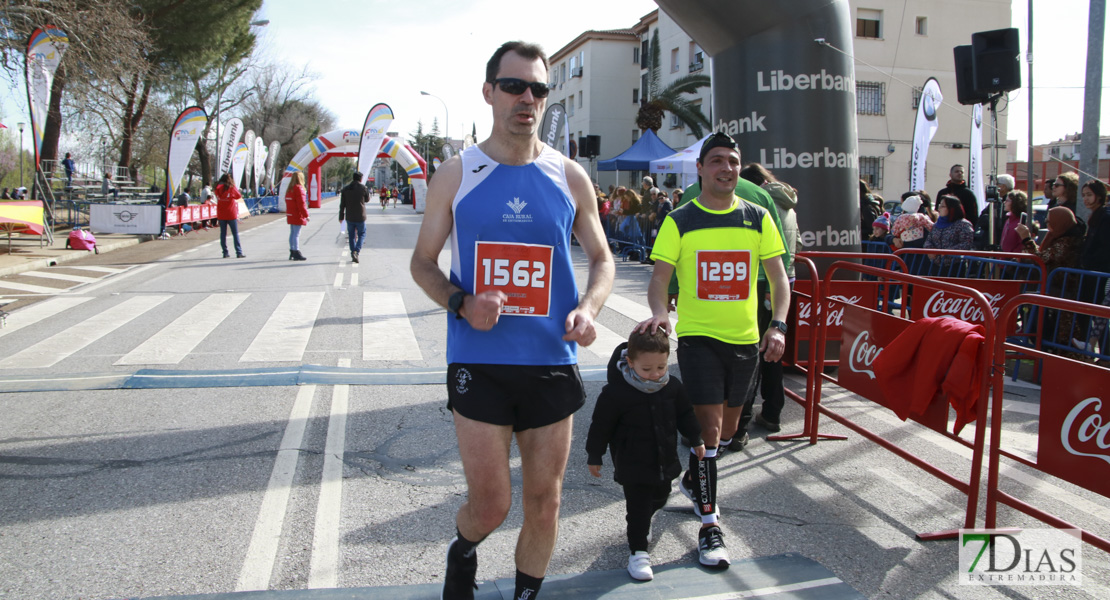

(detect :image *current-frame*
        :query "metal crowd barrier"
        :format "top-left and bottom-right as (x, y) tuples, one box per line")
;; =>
(987, 293), (1110, 553)
(787, 258), (996, 541)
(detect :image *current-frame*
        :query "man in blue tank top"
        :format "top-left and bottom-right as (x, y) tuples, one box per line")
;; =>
(411, 41), (614, 600)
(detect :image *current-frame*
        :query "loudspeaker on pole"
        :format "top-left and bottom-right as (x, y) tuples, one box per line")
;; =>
(970, 27), (1021, 95)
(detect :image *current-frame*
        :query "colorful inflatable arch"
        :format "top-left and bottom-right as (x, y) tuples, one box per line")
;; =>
(277, 129), (428, 212)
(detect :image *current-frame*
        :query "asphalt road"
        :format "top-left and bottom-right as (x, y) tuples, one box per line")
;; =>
(0, 199), (1106, 600)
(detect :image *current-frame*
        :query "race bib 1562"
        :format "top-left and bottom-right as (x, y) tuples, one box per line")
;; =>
(474, 241), (554, 316)
(696, 250), (751, 301)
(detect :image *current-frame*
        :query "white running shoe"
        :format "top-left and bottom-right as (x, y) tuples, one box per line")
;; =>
(627, 551), (653, 581)
(698, 526), (730, 569)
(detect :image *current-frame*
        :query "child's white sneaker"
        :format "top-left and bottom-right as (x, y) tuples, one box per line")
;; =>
(628, 551), (653, 581)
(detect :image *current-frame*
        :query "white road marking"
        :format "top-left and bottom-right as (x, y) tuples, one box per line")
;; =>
(585, 321), (626, 359)
(241, 292), (325, 362)
(66, 263), (154, 295)
(349, 272), (358, 287)
(236, 385), (315, 592)
(0, 280), (62, 294)
(333, 273), (343, 288)
(116, 293), (250, 365)
(0, 296), (93, 339)
(308, 359), (350, 589)
(363, 292), (422, 361)
(0, 295), (170, 368)
(61, 265), (127, 274)
(689, 577), (845, 599)
(21, 271), (99, 284)
(602, 292), (678, 339)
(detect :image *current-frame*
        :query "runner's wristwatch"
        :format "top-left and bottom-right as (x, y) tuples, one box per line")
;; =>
(448, 291), (468, 319)
(770, 319), (788, 334)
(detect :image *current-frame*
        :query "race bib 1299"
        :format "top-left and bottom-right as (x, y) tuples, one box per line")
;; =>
(474, 241), (554, 316)
(695, 250), (751, 301)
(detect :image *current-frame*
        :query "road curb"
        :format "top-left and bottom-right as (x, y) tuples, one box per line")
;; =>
(0, 236), (144, 279)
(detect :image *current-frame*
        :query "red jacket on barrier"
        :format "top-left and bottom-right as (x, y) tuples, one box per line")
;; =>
(873, 317), (985, 434)
(215, 183), (242, 221)
(286, 184), (308, 226)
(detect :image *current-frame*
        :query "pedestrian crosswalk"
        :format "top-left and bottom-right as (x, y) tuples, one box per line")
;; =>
(0, 264), (135, 297)
(0, 290), (658, 369)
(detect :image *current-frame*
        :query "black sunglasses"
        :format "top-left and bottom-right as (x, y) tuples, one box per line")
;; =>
(491, 78), (551, 98)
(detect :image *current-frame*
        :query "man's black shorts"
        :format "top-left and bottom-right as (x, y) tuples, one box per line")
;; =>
(676, 336), (760, 407)
(446, 363), (585, 432)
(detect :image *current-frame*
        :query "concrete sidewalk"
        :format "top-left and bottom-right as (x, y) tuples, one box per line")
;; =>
(0, 226), (147, 278)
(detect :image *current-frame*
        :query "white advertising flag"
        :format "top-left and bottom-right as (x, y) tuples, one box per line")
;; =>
(218, 118), (243, 179)
(357, 104), (394, 185)
(254, 136), (266, 191)
(165, 106), (208, 204)
(25, 27), (69, 167)
(232, 142), (249, 190)
(910, 78), (943, 192)
(969, 104), (985, 215)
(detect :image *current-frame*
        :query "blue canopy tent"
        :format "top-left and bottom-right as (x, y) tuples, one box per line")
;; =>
(596, 129), (676, 172)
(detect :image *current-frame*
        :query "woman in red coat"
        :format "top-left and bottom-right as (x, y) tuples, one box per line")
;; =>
(286, 171), (309, 261)
(214, 173), (245, 258)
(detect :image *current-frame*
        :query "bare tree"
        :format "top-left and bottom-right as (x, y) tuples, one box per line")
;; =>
(239, 62), (335, 170)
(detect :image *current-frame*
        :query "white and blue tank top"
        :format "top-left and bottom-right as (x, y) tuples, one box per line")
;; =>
(447, 144), (579, 365)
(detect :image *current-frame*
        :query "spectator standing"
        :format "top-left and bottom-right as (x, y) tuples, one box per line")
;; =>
(1016, 207), (1086, 354)
(936, 164), (979, 228)
(738, 163), (799, 433)
(859, 179), (879, 239)
(1048, 172), (1080, 216)
(214, 173), (245, 258)
(585, 328), (703, 581)
(62, 153), (75, 188)
(286, 171), (309, 261)
(1080, 179), (1110, 275)
(1000, 191), (1031, 253)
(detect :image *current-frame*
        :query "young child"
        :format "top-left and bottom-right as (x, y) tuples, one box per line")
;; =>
(586, 327), (704, 581)
(870, 212), (891, 242)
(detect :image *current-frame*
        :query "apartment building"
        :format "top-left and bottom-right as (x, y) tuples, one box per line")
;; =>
(550, 1), (1012, 196)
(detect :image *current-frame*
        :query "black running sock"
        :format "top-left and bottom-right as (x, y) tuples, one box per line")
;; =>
(514, 570), (543, 599)
(692, 447), (718, 518)
(455, 528), (480, 559)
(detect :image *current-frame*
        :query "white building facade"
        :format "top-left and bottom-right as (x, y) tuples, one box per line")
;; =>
(550, 1), (1012, 198)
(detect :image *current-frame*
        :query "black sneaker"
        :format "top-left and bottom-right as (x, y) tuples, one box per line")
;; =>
(352, 251), (359, 263)
(725, 431), (749, 452)
(442, 536), (478, 600)
(755, 413), (781, 433)
(678, 470), (712, 518)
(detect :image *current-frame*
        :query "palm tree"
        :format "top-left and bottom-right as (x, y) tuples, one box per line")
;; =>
(636, 29), (711, 137)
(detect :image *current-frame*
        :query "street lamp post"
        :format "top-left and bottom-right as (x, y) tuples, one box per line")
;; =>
(420, 91), (449, 152)
(16, 122), (24, 189)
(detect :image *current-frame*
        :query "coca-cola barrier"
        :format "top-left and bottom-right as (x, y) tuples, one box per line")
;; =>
(893, 248), (1045, 336)
(797, 260), (997, 540)
(786, 252), (908, 367)
(987, 294), (1110, 553)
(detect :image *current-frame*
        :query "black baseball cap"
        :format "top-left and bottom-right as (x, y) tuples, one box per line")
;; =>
(698, 131), (739, 164)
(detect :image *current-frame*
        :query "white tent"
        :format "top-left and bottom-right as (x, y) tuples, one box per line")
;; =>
(649, 133), (711, 190)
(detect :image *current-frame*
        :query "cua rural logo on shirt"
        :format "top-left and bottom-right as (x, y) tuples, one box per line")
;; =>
(503, 198), (532, 223)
